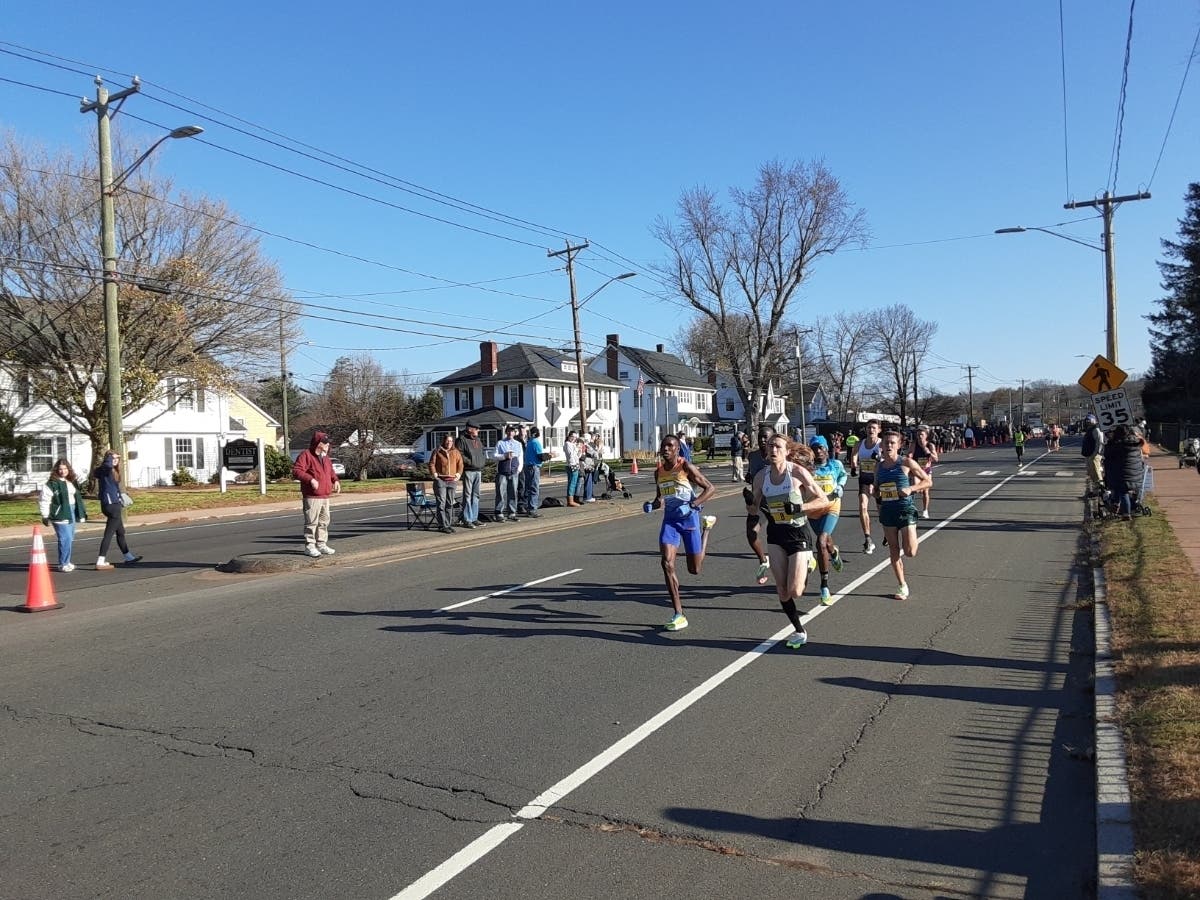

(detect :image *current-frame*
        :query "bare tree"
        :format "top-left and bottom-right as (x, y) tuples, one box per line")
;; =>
(654, 159), (867, 432)
(867, 304), (937, 426)
(813, 310), (876, 420)
(0, 134), (296, 471)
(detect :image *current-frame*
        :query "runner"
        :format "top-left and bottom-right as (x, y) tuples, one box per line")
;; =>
(910, 425), (939, 519)
(742, 425), (775, 585)
(648, 434), (717, 632)
(844, 430), (860, 470)
(752, 436), (831, 648)
(806, 435), (848, 604)
(854, 420), (883, 554)
(875, 429), (932, 600)
(1014, 426), (1026, 466)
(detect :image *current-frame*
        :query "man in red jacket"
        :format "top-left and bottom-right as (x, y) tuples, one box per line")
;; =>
(292, 431), (341, 557)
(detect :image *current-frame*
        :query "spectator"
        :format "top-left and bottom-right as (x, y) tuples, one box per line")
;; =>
(430, 433), (463, 533)
(730, 431), (744, 483)
(563, 431), (581, 507)
(1102, 424), (1145, 520)
(676, 432), (693, 463)
(521, 426), (548, 517)
(38, 458), (86, 572)
(92, 449), (142, 570)
(493, 425), (523, 522)
(455, 422), (488, 528)
(580, 432), (600, 503)
(1081, 414), (1105, 494)
(292, 431), (341, 557)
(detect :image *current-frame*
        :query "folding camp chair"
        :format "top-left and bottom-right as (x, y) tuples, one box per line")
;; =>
(406, 482), (438, 530)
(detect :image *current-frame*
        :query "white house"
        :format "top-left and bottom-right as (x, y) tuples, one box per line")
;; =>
(707, 370), (790, 436)
(0, 372), (278, 491)
(590, 335), (716, 455)
(423, 341), (624, 457)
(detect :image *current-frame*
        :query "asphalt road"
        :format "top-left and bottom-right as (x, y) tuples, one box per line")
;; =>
(0, 441), (1097, 899)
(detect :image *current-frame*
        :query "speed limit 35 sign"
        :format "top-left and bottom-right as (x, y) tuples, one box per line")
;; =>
(1091, 388), (1133, 430)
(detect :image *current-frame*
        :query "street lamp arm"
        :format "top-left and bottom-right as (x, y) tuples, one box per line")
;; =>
(993, 226), (1103, 252)
(109, 125), (204, 192)
(579, 272), (637, 307)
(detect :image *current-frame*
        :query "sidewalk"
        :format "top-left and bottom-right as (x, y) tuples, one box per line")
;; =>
(1146, 445), (1200, 578)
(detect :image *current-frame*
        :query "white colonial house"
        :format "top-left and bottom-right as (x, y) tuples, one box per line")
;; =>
(589, 335), (716, 455)
(707, 370), (790, 436)
(0, 372), (279, 492)
(422, 341), (624, 458)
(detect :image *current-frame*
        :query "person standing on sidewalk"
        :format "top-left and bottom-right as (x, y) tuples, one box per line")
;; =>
(291, 431), (340, 557)
(493, 425), (523, 522)
(563, 431), (582, 507)
(430, 433), (463, 533)
(521, 426), (548, 517)
(730, 431), (745, 483)
(93, 450), (142, 570)
(1082, 414), (1105, 495)
(455, 422), (487, 528)
(38, 458), (86, 572)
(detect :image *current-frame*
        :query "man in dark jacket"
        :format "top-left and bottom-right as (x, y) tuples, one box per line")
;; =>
(292, 431), (341, 557)
(454, 422), (488, 528)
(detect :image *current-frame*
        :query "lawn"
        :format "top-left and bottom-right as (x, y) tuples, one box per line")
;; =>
(0, 477), (413, 528)
(1099, 502), (1200, 899)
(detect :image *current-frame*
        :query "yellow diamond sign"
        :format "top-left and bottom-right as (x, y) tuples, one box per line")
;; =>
(1077, 355), (1127, 394)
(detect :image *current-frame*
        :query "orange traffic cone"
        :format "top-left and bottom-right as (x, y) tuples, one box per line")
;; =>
(20, 526), (62, 613)
(630, 456), (639, 476)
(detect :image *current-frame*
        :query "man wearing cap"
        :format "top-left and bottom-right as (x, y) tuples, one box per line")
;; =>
(455, 422), (488, 528)
(292, 431), (341, 557)
(1081, 414), (1105, 493)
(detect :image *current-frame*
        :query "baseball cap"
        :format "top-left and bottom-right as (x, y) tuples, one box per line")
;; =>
(1085, 414), (1097, 424)
(808, 435), (829, 450)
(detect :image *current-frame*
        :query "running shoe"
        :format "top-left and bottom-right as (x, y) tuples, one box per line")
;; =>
(863, 538), (875, 555)
(665, 613), (688, 631)
(895, 583), (910, 601)
(701, 514), (717, 532)
(831, 548), (844, 572)
(921, 509), (930, 519)
(785, 629), (808, 649)
(755, 561), (770, 585)
(820, 586), (833, 605)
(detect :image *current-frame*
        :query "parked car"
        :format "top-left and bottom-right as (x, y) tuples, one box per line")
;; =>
(330, 458), (346, 476)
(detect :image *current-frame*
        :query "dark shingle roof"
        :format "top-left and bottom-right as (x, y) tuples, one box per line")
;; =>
(433, 343), (622, 388)
(621, 346), (712, 392)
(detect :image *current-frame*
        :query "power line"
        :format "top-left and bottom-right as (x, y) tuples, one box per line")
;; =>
(1058, 0), (1072, 201)
(1107, 0), (1137, 193)
(1146, 20), (1199, 190)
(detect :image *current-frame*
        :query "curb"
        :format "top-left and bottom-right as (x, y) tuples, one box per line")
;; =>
(1089, 523), (1138, 898)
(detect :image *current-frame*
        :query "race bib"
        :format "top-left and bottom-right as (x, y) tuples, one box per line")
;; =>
(766, 498), (793, 524)
(813, 473), (835, 494)
(877, 481), (900, 502)
(660, 481), (680, 497)
(859, 457), (877, 474)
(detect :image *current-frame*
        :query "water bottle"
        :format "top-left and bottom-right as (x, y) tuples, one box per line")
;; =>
(643, 501), (654, 514)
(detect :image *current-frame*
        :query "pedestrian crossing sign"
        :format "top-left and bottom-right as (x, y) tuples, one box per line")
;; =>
(1077, 354), (1127, 394)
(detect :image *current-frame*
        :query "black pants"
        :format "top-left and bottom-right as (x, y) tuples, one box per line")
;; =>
(98, 502), (129, 558)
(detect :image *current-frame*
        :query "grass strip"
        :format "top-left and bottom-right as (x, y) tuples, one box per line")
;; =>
(1099, 501), (1200, 899)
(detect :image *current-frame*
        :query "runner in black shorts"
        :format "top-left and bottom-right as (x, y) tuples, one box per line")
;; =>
(854, 419), (883, 555)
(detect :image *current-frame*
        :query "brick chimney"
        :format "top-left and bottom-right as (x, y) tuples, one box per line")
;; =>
(656, 343), (664, 353)
(606, 334), (620, 379)
(707, 370), (717, 386)
(480, 341), (498, 376)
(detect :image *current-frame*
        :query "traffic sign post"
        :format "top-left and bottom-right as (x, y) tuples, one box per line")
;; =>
(1091, 388), (1133, 431)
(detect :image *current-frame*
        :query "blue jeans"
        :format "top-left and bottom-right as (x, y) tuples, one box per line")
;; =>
(583, 469), (595, 501)
(494, 474), (519, 518)
(566, 467), (580, 500)
(460, 470), (481, 524)
(52, 521), (75, 568)
(521, 464), (541, 513)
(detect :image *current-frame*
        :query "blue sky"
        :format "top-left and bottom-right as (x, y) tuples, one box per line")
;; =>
(3, 2), (1197, 401)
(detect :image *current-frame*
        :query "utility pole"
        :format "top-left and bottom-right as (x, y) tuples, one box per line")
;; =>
(81, 76), (142, 457)
(911, 350), (919, 424)
(965, 365), (978, 427)
(548, 241), (590, 438)
(279, 310), (290, 455)
(793, 327), (813, 439)
(1064, 189), (1150, 366)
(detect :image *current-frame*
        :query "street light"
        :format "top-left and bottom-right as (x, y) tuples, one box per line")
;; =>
(81, 76), (202, 456)
(571, 272), (636, 438)
(791, 327), (814, 438)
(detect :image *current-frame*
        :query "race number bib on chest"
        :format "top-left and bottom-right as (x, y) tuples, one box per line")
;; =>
(859, 457), (878, 474)
(877, 481), (900, 502)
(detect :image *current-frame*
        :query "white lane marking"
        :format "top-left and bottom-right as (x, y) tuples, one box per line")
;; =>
(938, 470), (964, 476)
(1054, 471), (1076, 477)
(438, 569), (583, 611)
(390, 460), (1046, 898)
(980, 470), (1000, 476)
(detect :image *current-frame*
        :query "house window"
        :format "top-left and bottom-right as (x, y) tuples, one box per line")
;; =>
(165, 437), (207, 470)
(546, 385), (566, 405)
(18, 374), (32, 408)
(503, 384), (525, 409)
(543, 427), (564, 451)
(455, 387), (475, 411)
(633, 423), (643, 442)
(595, 389), (613, 411)
(29, 437), (67, 473)
(167, 378), (205, 411)
(633, 390), (642, 409)
(725, 399), (735, 412)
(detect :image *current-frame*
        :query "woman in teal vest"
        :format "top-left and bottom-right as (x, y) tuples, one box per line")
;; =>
(37, 459), (87, 572)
